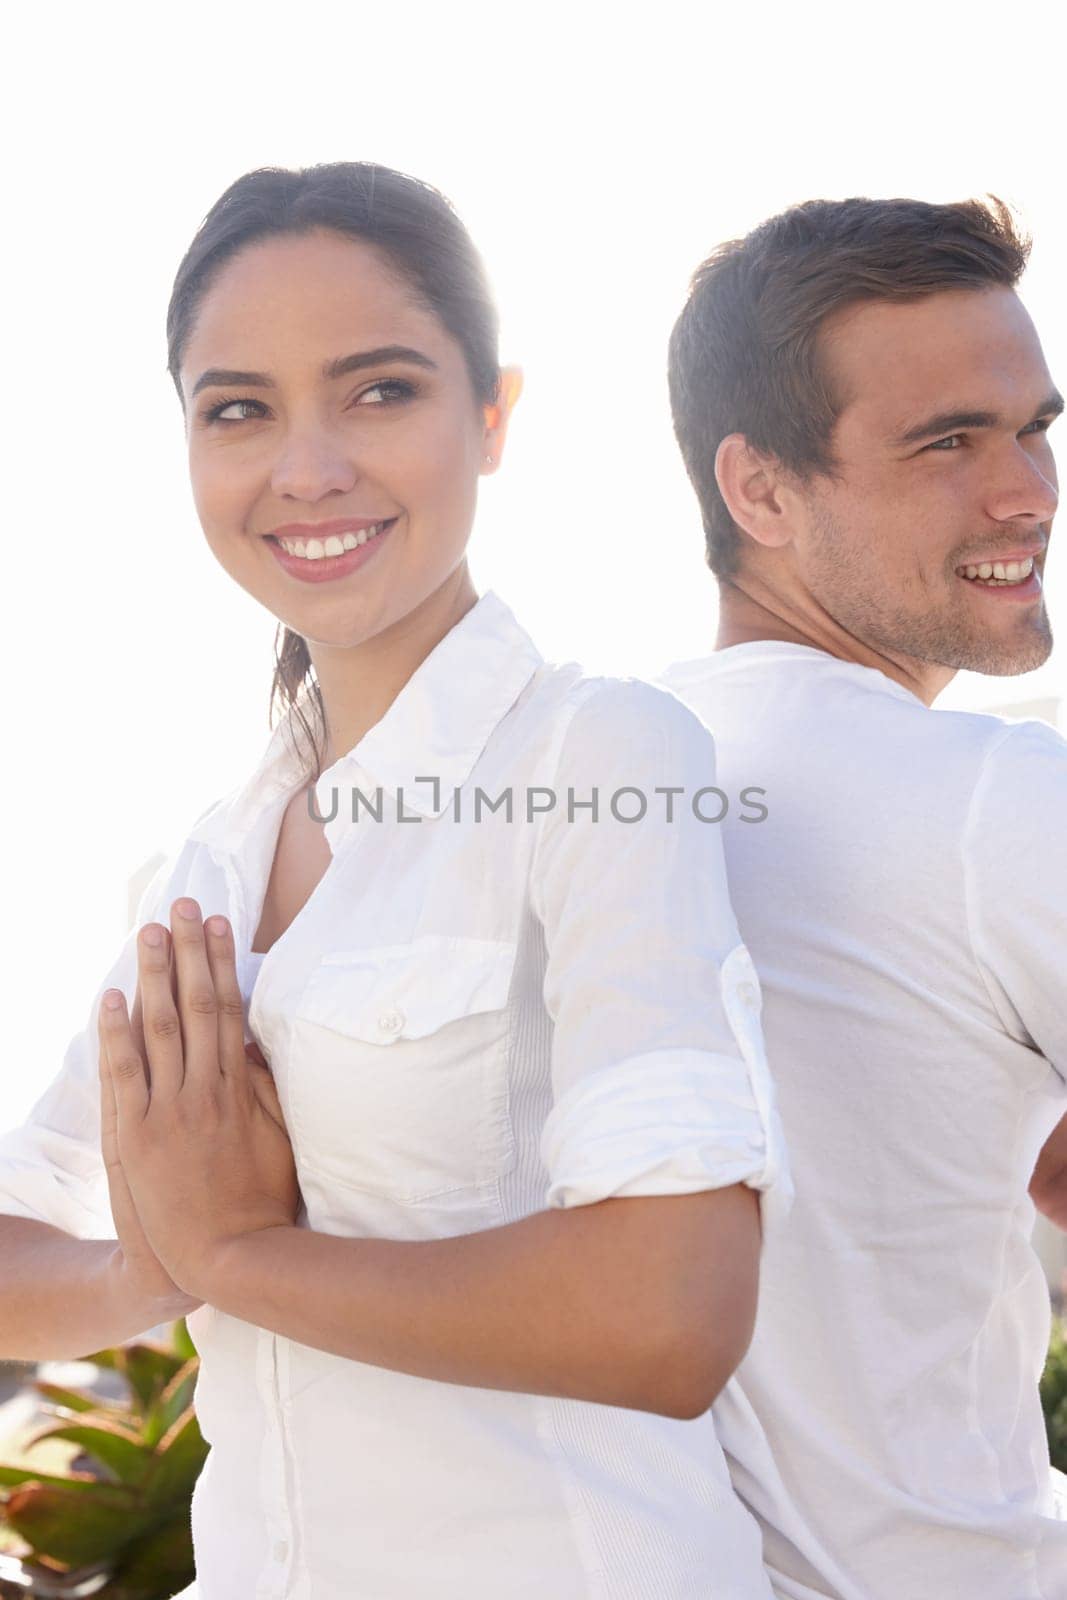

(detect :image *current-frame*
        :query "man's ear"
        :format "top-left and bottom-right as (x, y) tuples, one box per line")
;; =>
(481, 366), (524, 474)
(715, 433), (799, 550)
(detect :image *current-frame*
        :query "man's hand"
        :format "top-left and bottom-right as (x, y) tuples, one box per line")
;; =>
(99, 901), (301, 1301)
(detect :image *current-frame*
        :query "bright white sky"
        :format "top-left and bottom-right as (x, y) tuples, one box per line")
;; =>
(4, 1), (1064, 1126)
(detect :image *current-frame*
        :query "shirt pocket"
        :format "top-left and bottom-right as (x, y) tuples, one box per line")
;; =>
(290, 935), (518, 1203)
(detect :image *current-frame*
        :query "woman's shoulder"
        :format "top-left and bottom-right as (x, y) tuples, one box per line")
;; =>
(509, 665), (718, 799)
(525, 662), (717, 753)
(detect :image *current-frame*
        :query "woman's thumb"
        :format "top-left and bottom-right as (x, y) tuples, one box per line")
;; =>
(245, 1045), (286, 1129)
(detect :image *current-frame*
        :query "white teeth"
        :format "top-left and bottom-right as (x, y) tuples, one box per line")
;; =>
(958, 555), (1036, 586)
(276, 522), (387, 559)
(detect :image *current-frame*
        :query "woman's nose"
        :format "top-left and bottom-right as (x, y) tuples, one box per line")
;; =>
(270, 430), (359, 501)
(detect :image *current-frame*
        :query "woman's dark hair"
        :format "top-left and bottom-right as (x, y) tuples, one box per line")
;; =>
(166, 161), (501, 778)
(668, 194), (1031, 579)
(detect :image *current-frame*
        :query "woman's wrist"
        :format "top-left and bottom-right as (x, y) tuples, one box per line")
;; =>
(107, 1243), (202, 1325)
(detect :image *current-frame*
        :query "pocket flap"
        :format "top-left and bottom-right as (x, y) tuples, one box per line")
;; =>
(296, 935), (518, 1044)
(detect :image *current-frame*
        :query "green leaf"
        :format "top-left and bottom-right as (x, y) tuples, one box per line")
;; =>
(155, 1362), (199, 1440)
(141, 1411), (208, 1512)
(23, 1423), (153, 1488)
(120, 1346), (186, 1419)
(104, 1513), (196, 1600)
(32, 1381), (100, 1415)
(1043, 1318), (1067, 1472)
(0, 1465), (100, 1492)
(77, 1347), (122, 1371)
(170, 1320), (198, 1363)
(3, 1481), (144, 1565)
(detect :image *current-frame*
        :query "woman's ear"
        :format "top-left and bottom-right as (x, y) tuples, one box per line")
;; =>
(481, 366), (524, 474)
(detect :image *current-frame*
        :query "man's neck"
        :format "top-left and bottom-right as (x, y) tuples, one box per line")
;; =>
(714, 579), (953, 706)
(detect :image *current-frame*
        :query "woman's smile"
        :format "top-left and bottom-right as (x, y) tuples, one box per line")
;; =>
(265, 516), (398, 584)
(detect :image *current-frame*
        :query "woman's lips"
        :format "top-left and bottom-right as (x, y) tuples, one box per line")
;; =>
(266, 519), (395, 583)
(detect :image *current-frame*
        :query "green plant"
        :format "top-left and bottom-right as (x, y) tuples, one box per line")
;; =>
(1041, 1315), (1067, 1473)
(0, 1321), (205, 1600)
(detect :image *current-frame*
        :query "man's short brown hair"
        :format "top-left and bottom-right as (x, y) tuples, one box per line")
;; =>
(668, 195), (1031, 578)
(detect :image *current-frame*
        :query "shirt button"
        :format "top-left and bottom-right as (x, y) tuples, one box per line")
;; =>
(378, 1007), (405, 1037)
(273, 1538), (289, 1562)
(738, 981), (760, 1011)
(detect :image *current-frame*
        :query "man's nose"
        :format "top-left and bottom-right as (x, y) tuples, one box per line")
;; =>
(987, 440), (1058, 526)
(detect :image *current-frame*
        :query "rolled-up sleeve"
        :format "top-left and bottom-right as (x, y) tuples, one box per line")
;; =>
(531, 679), (792, 1233)
(0, 851), (178, 1240)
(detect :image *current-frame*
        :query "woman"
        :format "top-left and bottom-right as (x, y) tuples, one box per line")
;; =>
(0, 162), (789, 1597)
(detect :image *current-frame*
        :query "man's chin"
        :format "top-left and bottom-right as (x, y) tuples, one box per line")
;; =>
(947, 621), (1054, 678)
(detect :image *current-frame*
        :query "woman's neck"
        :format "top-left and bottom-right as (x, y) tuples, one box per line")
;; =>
(308, 566), (478, 770)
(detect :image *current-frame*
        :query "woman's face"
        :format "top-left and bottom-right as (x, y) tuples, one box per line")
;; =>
(180, 227), (514, 650)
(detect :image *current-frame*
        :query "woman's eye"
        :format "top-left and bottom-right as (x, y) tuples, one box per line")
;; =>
(202, 397), (265, 425)
(355, 379), (417, 406)
(200, 379), (417, 425)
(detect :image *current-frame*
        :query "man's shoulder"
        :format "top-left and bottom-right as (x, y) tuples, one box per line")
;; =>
(659, 648), (932, 760)
(955, 711), (1067, 822)
(661, 650), (1066, 812)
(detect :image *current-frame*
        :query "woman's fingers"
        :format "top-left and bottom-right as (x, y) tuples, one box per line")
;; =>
(98, 989), (149, 1121)
(137, 918), (185, 1104)
(245, 1041), (288, 1132)
(247, 1057), (288, 1133)
(130, 926), (176, 1085)
(202, 914), (248, 1078)
(96, 1002), (120, 1167)
(167, 898), (224, 1092)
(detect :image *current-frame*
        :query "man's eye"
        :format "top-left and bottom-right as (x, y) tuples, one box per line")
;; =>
(926, 435), (963, 452)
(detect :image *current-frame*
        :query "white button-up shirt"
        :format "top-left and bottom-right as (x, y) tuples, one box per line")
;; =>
(665, 642), (1067, 1600)
(0, 592), (789, 1599)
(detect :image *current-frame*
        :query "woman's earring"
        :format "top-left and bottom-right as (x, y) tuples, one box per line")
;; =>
(485, 454), (494, 466)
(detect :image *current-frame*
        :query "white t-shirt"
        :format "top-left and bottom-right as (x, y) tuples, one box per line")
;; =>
(663, 641), (1067, 1600)
(0, 593), (790, 1600)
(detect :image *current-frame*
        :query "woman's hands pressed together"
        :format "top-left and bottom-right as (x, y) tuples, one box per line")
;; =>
(98, 899), (301, 1304)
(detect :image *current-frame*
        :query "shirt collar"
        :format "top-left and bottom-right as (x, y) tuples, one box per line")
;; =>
(663, 641), (926, 708)
(192, 590), (544, 855)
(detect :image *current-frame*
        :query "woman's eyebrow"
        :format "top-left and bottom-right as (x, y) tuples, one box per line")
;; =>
(191, 345), (438, 399)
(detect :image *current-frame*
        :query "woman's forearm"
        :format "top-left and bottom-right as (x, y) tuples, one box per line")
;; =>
(0, 1215), (187, 1361)
(200, 1186), (760, 1418)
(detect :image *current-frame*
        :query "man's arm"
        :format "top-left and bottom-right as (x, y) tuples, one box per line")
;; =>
(1031, 1113), (1067, 1230)
(966, 720), (1067, 1229)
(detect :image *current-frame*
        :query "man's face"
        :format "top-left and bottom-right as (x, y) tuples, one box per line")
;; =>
(790, 286), (1060, 679)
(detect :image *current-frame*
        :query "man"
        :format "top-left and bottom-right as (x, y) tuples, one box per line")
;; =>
(662, 196), (1067, 1598)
